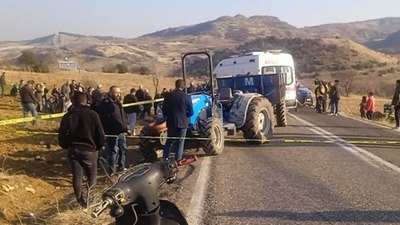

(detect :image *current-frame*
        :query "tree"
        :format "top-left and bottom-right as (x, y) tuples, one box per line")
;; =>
(115, 63), (128, 73)
(17, 50), (51, 73)
(336, 69), (357, 97)
(133, 66), (152, 75)
(18, 50), (39, 71)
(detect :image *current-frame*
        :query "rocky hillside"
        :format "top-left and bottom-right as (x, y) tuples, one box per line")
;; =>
(0, 15), (399, 73)
(138, 15), (309, 42)
(302, 17), (400, 54)
(367, 30), (400, 54)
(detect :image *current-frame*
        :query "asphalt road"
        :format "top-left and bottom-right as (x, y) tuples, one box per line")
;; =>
(172, 107), (400, 225)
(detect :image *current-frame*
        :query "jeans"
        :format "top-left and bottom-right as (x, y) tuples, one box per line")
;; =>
(395, 105), (400, 127)
(0, 84), (4, 97)
(68, 148), (98, 203)
(330, 99), (339, 114)
(163, 127), (187, 161)
(366, 111), (373, 120)
(22, 102), (38, 125)
(106, 133), (127, 174)
(127, 113), (137, 134)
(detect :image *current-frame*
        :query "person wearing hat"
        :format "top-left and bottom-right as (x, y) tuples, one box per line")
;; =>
(0, 72), (6, 98)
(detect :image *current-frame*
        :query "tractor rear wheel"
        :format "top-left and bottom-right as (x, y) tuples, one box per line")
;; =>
(276, 101), (287, 127)
(139, 127), (165, 162)
(242, 97), (275, 142)
(199, 117), (224, 155)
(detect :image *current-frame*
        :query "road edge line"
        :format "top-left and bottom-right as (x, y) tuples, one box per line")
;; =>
(186, 156), (211, 225)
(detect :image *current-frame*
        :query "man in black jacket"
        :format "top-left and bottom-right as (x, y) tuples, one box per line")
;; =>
(19, 80), (39, 125)
(162, 79), (194, 163)
(97, 86), (130, 175)
(58, 92), (105, 207)
(391, 79), (400, 129)
(123, 88), (141, 135)
(329, 80), (341, 116)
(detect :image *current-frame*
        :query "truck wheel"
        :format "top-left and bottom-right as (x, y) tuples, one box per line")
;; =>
(276, 101), (287, 127)
(139, 127), (165, 162)
(199, 117), (224, 155)
(242, 97), (275, 142)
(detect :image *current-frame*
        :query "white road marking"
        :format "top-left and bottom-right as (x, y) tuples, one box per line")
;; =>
(290, 113), (400, 173)
(186, 156), (212, 225)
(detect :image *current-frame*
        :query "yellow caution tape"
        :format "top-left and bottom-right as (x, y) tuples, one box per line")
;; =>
(13, 130), (400, 145)
(0, 98), (164, 126)
(0, 113), (66, 126)
(122, 98), (164, 107)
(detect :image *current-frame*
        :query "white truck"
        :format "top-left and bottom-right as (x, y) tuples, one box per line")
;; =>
(214, 50), (297, 110)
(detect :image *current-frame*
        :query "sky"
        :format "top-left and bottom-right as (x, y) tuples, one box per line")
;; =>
(1, 0), (400, 41)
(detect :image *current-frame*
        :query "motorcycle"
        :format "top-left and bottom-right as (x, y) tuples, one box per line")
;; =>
(91, 160), (188, 225)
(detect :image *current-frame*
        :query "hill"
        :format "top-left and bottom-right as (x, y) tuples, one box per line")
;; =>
(186, 36), (398, 77)
(302, 17), (400, 43)
(0, 15), (399, 74)
(367, 30), (400, 54)
(138, 14), (309, 42)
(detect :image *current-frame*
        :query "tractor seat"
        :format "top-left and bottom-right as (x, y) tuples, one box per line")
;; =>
(219, 88), (232, 101)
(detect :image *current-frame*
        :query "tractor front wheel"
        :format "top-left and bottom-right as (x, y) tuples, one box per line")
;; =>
(199, 118), (224, 155)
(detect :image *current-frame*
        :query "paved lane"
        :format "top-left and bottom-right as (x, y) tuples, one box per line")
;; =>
(185, 109), (400, 225)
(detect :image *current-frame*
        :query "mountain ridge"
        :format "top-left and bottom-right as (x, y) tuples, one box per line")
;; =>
(0, 15), (399, 73)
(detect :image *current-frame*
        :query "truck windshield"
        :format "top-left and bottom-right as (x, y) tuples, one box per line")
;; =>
(261, 66), (294, 85)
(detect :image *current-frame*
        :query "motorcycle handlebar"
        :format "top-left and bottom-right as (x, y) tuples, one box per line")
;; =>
(91, 198), (113, 218)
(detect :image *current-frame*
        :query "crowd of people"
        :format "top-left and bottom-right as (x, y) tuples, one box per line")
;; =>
(55, 78), (195, 207)
(313, 77), (341, 116)
(313, 77), (400, 128)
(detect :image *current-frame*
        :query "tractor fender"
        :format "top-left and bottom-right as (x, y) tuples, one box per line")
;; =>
(228, 93), (264, 128)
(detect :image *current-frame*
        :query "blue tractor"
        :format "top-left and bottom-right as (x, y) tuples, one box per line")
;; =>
(139, 51), (225, 162)
(139, 50), (283, 162)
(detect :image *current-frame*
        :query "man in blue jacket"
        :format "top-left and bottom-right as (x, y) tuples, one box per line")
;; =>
(162, 79), (194, 163)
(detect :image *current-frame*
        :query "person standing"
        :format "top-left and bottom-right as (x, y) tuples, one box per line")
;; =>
(90, 84), (104, 111)
(123, 88), (141, 136)
(143, 89), (153, 117)
(162, 79), (194, 163)
(135, 85), (145, 102)
(97, 86), (130, 175)
(19, 80), (39, 125)
(61, 81), (71, 112)
(0, 72), (6, 98)
(314, 80), (327, 113)
(365, 91), (375, 120)
(391, 79), (400, 129)
(58, 91), (105, 207)
(359, 96), (367, 119)
(187, 81), (196, 93)
(329, 80), (341, 116)
(34, 83), (43, 112)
